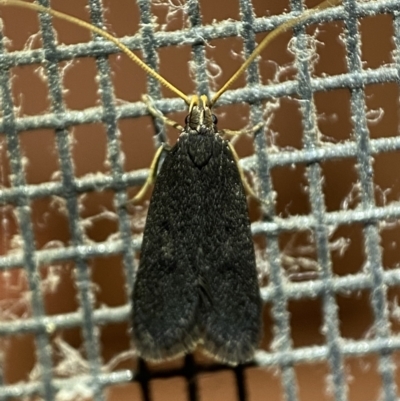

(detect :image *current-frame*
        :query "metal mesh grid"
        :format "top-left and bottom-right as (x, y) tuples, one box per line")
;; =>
(0, 0), (399, 400)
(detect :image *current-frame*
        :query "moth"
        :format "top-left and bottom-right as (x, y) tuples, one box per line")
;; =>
(132, 94), (263, 365)
(0, 0), (342, 366)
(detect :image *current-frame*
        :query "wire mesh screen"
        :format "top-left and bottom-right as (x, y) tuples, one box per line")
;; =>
(0, 0), (399, 400)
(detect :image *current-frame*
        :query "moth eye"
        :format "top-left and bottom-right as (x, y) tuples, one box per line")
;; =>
(185, 115), (190, 124)
(212, 114), (218, 125)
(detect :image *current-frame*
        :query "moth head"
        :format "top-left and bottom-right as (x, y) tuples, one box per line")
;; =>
(185, 95), (218, 132)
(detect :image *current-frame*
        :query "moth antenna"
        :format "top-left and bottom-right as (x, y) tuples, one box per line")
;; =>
(0, 0), (191, 104)
(211, 0), (342, 105)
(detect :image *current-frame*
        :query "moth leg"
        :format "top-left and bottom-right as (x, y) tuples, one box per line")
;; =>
(131, 145), (165, 203)
(142, 94), (184, 131)
(227, 142), (258, 200)
(221, 122), (264, 138)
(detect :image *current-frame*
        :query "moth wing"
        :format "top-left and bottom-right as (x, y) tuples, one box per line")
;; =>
(132, 146), (200, 361)
(133, 134), (262, 365)
(197, 138), (262, 365)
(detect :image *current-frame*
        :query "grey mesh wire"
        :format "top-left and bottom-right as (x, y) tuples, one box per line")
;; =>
(0, 0), (399, 400)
